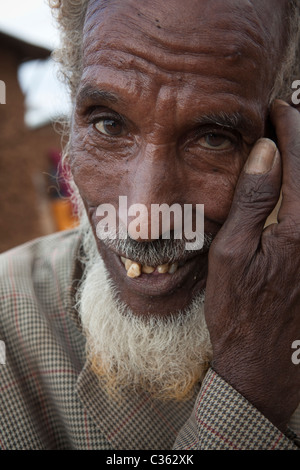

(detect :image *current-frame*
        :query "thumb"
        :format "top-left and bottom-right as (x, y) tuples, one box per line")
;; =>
(217, 138), (281, 252)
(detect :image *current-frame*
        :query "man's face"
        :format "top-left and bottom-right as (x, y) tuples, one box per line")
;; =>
(71, 0), (285, 317)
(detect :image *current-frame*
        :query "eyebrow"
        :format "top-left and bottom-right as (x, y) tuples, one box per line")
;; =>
(76, 85), (121, 108)
(76, 85), (260, 138)
(193, 111), (255, 133)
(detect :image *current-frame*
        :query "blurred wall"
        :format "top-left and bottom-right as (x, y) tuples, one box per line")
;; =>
(0, 33), (71, 253)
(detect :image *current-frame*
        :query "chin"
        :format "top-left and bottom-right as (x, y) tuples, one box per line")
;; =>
(94, 227), (210, 319)
(75, 219), (213, 401)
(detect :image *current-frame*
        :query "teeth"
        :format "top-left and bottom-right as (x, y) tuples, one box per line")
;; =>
(121, 257), (180, 277)
(126, 262), (142, 278)
(168, 262), (178, 274)
(157, 263), (169, 274)
(142, 265), (155, 274)
(125, 259), (133, 270)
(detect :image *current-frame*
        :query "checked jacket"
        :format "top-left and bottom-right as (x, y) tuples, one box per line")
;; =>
(0, 229), (299, 450)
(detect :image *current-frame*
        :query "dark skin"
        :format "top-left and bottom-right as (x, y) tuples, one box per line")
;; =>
(70, 0), (300, 432)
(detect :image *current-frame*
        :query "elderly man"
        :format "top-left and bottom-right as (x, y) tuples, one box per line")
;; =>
(0, 0), (299, 450)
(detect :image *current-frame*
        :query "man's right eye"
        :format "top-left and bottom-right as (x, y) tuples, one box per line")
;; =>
(94, 118), (124, 136)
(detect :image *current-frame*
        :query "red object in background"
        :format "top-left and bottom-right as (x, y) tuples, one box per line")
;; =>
(48, 149), (79, 230)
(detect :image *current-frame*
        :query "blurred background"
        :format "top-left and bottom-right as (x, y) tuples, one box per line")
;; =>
(0, 0), (78, 252)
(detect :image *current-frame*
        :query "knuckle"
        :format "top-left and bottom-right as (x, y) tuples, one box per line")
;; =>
(235, 176), (278, 211)
(276, 218), (300, 245)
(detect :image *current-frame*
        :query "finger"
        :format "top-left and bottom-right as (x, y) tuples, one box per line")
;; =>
(270, 100), (300, 224)
(213, 138), (281, 256)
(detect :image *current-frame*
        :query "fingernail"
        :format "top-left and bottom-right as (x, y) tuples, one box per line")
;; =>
(274, 99), (290, 107)
(244, 138), (278, 175)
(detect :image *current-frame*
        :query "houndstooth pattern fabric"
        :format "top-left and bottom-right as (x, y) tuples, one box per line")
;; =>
(174, 369), (300, 450)
(0, 229), (299, 450)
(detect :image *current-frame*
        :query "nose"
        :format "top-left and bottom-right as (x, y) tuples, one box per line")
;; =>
(119, 142), (183, 242)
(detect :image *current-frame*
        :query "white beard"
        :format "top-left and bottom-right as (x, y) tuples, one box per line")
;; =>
(76, 214), (213, 401)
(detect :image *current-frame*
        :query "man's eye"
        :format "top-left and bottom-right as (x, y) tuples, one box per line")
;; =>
(94, 119), (124, 136)
(198, 133), (233, 150)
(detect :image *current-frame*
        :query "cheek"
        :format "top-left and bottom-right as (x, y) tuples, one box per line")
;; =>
(70, 131), (129, 206)
(206, 175), (238, 223)
(187, 163), (243, 226)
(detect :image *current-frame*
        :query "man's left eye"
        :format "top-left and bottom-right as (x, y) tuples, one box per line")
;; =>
(198, 133), (233, 150)
(94, 119), (124, 136)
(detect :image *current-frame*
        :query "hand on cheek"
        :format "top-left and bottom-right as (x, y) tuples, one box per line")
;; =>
(204, 101), (300, 432)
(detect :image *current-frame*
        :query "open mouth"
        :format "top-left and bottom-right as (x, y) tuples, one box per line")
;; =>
(97, 238), (209, 303)
(120, 256), (185, 278)
(111, 251), (208, 299)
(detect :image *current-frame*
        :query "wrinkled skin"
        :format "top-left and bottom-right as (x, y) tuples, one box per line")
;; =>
(70, 0), (300, 431)
(206, 103), (300, 431)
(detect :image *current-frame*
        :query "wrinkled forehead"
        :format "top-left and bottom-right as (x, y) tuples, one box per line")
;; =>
(83, 0), (287, 68)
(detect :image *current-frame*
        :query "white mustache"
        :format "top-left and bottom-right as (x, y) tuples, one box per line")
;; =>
(98, 226), (213, 266)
